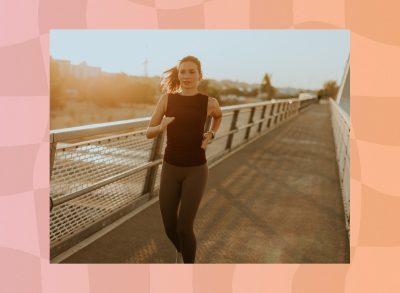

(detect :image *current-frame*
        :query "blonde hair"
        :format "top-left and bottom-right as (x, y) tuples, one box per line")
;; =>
(161, 55), (203, 94)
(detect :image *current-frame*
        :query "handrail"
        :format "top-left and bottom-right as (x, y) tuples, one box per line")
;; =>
(50, 97), (304, 142)
(51, 117), (150, 143)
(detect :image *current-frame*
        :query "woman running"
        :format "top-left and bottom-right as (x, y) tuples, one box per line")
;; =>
(146, 55), (222, 263)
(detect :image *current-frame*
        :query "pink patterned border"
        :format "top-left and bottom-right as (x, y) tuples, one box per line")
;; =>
(1, 0), (400, 292)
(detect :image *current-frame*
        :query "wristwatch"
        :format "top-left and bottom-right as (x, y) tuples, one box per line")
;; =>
(208, 130), (215, 139)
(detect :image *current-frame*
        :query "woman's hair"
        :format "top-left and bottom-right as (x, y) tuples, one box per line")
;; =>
(161, 55), (203, 94)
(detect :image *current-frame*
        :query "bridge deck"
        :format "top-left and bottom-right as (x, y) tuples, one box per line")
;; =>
(59, 102), (349, 263)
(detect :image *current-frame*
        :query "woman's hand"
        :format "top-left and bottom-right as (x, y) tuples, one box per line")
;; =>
(145, 116), (174, 139)
(201, 132), (213, 150)
(159, 116), (175, 132)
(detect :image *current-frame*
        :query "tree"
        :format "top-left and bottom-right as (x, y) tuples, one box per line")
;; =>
(50, 59), (65, 110)
(318, 80), (339, 99)
(260, 73), (276, 99)
(198, 79), (221, 104)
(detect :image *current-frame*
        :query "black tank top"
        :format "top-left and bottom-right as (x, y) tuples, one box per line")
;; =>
(164, 92), (208, 166)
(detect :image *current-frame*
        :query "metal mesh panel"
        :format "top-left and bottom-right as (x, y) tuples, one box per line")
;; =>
(218, 112), (234, 134)
(342, 156), (350, 231)
(236, 108), (252, 127)
(50, 169), (147, 243)
(248, 125), (258, 139)
(262, 113), (273, 132)
(51, 131), (152, 202)
(227, 109), (252, 148)
(272, 113), (280, 127)
(207, 136), (229, 158)
(331, 106), (349, 180)
(329, 99), (350, 233)
(261, 105), (273, 132)
(253, 106), (264, 120)
(231, 128), (247, 148)
(246, 106), (263, 139)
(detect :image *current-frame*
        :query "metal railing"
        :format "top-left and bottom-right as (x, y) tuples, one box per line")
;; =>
(329, 98), (350, 236)
(50, 96), (316, 258)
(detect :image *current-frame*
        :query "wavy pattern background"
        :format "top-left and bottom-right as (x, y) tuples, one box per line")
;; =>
(0, 0), (399, 292)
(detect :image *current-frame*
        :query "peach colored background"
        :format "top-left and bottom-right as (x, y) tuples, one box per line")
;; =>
(1, 0), (399, 292)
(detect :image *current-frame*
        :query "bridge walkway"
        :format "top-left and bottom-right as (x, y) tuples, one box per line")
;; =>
(59, 102), (349, 263)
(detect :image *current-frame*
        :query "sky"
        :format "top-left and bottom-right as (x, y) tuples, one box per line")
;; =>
(51, 30), (349, 90)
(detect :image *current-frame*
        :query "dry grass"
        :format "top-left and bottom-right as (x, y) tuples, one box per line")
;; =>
(51, 100), (155, 130)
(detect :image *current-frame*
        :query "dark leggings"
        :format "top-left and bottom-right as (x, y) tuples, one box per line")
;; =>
(159, 160), (208, 263)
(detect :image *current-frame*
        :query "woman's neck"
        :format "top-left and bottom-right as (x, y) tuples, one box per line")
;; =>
(179, 88), (199, 96)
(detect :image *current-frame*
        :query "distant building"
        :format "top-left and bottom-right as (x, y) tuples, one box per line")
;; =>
(53, 58), (102, 79)
(55, 59), (72, 76)
(72, 61), (102, 79)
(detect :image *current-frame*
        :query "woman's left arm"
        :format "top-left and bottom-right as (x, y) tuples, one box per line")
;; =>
(208, 98), (222, 135)
(202, 98), (222, 148)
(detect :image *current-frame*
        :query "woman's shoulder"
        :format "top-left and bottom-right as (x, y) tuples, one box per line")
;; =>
(158, 93), (171, 112)
(198, 93), (214, 102)
(206, 96), (219, 106)
(159, 93), (168, 104)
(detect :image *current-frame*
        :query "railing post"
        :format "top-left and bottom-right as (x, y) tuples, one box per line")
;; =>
(50, 139), (57, 211)
(258, 105), (267, 133)
(50, 142), (57, 179)
(287, 102), (291, 118)
(245, 107), (256, 140)
(267, 104), (275, 129)
(279, 103), (284, 122)
(282, 102), (286, 120)
(273, 103), (279, 125)
(143, 133), (164, 198)
(225, 109), (239, 151)
(289, 101), (294, 118)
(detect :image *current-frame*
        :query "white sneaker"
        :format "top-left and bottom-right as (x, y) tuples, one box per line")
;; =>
(175, 251), (184, 264)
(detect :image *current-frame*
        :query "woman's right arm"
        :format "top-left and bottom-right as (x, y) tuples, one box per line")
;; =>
(145, 94), (175, 139)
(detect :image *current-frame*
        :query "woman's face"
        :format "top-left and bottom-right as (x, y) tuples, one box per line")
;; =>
(178, 61), (202, 90)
